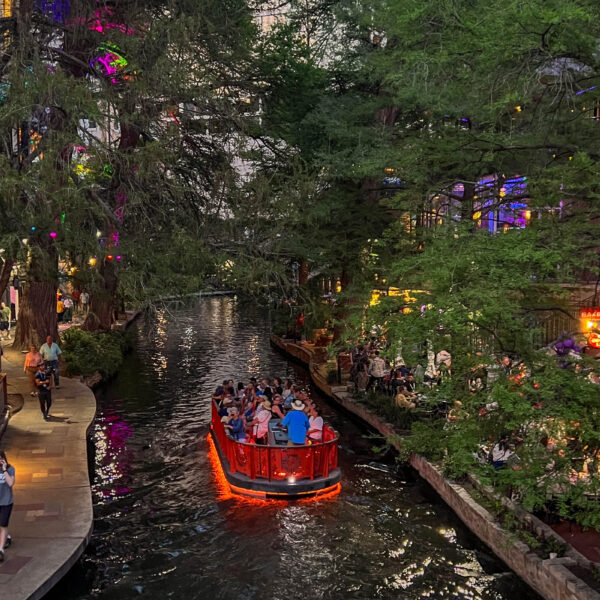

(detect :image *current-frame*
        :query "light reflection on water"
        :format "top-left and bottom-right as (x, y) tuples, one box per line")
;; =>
(45, 297), (539, 600)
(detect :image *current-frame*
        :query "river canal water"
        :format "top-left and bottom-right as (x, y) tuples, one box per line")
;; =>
(46, 297), (538, 600)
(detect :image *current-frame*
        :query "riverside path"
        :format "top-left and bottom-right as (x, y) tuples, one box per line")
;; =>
(0, 341), (95, 600)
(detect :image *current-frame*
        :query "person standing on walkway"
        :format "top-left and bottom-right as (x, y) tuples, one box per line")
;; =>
(24, 345), (44, 396)
(0, 450), (15, 562)
(0, 302), (10, 340)
(34, 363), (53, 420)
(63, 296), (73, 323)
(40, 335), (62, 388)
(56, 296), (65, 323)
(71, 289), (80, 313)
(80, 290), (89, 314)
(366, 351), (386, 392)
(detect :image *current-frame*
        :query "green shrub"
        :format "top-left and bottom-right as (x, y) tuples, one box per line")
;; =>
(62, 328), (130, 378)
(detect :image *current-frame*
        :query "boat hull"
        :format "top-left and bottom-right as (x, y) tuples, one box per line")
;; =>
(210, 428), (342, 499)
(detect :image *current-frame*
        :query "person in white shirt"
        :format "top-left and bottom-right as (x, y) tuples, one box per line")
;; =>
(366, 351), (386, 391)
(62, 297), (74, 323)
(307, 405), (324, 442)
(80, 291), (89, 313)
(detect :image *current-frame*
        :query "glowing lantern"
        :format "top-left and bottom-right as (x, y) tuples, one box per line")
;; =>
(588, 332), (600, 349)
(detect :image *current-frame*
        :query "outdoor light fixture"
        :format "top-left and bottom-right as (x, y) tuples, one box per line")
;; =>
(49, 232), (57, 238)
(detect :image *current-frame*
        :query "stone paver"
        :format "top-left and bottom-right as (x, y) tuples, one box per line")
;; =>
(0, 342), (95, 600)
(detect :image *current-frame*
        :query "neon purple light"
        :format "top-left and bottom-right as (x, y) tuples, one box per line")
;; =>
(36, 0), (70, 23)
(575, 86), (597, 96)
(49, 232), (57, 238)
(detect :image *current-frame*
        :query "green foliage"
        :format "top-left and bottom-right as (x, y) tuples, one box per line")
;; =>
(62, 328), (131, 378)
(358, 391), (418, 431)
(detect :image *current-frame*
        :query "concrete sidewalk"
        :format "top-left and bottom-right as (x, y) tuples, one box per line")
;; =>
(0, 342), (96, 600)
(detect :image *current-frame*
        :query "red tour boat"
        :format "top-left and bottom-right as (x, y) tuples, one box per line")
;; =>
(210, 401), (341, 499)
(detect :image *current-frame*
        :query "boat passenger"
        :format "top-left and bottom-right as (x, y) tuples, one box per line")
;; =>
(273, 377), (283, 396)
(271, 395), (285, 419)
(224, 408), (246, 441)
(219, 396), (234, 417)
(251, 400), (272, 445)
(283, 385), (297, 408)
(282, 380), (293, 400)
(260, 378), (273, 399)
(303, 399), (315, 415)
(307, 405), (324, 442)
(236, 382), (245, 399)
(281, 399), (310, 446)
(226, 379), (235, 397)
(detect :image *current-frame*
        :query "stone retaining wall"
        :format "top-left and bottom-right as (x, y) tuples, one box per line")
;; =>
(270, 334), (600, 600)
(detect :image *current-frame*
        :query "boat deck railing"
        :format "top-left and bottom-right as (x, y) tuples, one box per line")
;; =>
(211, 401), (339, 482)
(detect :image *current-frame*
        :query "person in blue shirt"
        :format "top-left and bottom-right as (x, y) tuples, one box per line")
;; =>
(281, 399), (310, 445)
(224, 408), (246, 441)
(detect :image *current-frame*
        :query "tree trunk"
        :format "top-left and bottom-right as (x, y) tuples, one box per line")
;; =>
(13, 246), (58, 350)
(299, 261), (309, 285)
(82, 260), (117, 332)
(0, 259), (14, 299)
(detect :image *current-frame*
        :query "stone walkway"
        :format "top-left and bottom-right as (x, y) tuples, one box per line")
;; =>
(0, 342), (96, 600)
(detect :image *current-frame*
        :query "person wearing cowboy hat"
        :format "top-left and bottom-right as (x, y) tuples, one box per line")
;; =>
(281, 399), (310, 446)
(250, 400), (272, 445)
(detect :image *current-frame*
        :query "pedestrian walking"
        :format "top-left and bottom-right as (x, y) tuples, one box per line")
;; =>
(24, 345), (44, 396)
(63, 297), (73, 323)
(34, 363), (53, 420)
(0, 450), (15, 562)
(71, 289), (80, 313)
(40, 335), (62, 388)
(80, 290), (89, 314)
(0, 302), (10, 340)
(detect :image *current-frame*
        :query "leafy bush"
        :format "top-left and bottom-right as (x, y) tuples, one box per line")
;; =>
(62, 328), (130, 378)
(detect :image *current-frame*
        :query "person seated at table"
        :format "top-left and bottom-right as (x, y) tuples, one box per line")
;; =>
(307, 405), (324, 442)
(389, 368), (405, 392)
(395, 385), (416, 409)
(281, 399), (310, 446)
(224, 407), (246, 441)
(447, 400), (469, 422)
(489, 434), (517, 470)
(404, 374), (416, 393)
(271, 395), (285, 419)
(250, 400), (272, 445)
